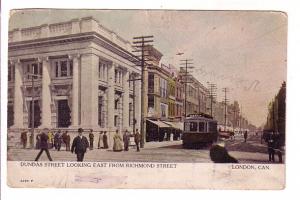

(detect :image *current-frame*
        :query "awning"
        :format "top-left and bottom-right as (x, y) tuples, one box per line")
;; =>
(147, 119), (171, 128)
(163, 121), (184, 130)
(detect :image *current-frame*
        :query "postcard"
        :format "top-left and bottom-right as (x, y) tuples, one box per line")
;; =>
(6, 9), (286, 189)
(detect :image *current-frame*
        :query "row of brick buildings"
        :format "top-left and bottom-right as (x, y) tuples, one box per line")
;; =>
(143, 46), (209, 141)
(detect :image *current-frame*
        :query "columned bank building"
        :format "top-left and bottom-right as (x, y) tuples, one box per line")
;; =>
(8, 17), (141, 135)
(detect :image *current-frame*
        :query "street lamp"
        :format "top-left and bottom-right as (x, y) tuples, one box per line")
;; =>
(27, 72), (42, 148)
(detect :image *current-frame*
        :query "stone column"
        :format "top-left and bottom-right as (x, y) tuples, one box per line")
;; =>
(40, 57), (52, 128)
(107, 63), (115, 130)
(122, 70), (130, 131)
(12, 59), (24, 128)
(107, 63), (116, 148)
(71, 54), (80, 128)
(80, 53), (99, 129)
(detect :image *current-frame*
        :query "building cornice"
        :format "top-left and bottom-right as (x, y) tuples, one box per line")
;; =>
(9, 31), (140, 65)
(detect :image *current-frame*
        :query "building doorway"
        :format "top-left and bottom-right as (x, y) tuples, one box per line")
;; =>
(57, 99), (71, 128)
(28, 100), (41, 128)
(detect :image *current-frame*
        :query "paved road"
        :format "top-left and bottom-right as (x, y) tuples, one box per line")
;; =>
(8, 134), (282, 163)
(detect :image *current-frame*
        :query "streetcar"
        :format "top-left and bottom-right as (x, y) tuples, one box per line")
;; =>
(182, 113), (218, 148)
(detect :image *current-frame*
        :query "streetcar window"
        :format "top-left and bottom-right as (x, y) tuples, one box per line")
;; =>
(184, 122), (189, 131)
(208, 122), (217, 132)
(199, 122), (206, 132)
(190, 122), (198, 132)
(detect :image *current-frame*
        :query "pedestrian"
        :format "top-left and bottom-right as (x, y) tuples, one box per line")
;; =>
(54, 130), (62, 151)
(123, 129), (130, 151)
(103, 131), (109, 149)
(48, 130), (54, 149)
(267, 131), (275, 162)
(273, 132), (283, 163)
(35, 132), (41, 149)
(98, 131), (103, 149)
(29, 133), (34, 148)
(134, 129), (141, 152)
(71, 128), (89, 162)
(209, 142), (238, 163)
(113, 129), (123, 152)
(20, 131), (27, 149)
(89, 129), (94, 150)
(35, 129), (53, 161)
(62, 131), (71, 151)
(243, 131), (248, 143)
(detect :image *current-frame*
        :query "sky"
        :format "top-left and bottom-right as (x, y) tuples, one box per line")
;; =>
(9, 9), (287, 127)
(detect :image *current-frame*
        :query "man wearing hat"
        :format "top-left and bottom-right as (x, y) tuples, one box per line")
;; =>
(71, 128), (89, 162)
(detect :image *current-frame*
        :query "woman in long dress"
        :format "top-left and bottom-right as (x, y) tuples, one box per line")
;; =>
(113, 130), (123, 152)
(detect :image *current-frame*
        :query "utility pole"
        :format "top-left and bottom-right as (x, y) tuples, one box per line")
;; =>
(180, 59), (193, 118)
(127, 73), (142, 134)
(239, 105), (242, 133)
(232, 104), (238, 131)
(132, 35), (154, 148)
(222, 87), (229, 131)
(207, 82), (217, 117)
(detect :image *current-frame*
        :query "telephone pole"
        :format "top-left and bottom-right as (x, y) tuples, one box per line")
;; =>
(132, 35), (154, 148)
(180, 59), (193, 118)
(222, 87), (229, 131)
(127, 73), (142, 134)
(207, 82), (217, 117)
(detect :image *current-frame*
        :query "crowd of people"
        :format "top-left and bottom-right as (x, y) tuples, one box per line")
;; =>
(20, 128), (141, 162)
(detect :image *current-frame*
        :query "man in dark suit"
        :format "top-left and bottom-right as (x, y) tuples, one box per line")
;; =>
(35, 129), (53, 161)
(71, 128), (89, 162)
(134, 129), (141, 152)
(20, 131), (27, 149)
(88, 129), (94, 150)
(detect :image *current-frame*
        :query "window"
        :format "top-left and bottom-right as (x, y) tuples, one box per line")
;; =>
(129, 103), (133, 125)
(199, 122), (206, 132)
(114, 115), (119, 127)
(99, 62), (107, 81)
(69, 60), (73, 76)
(148, 73), (154, 93)
(98, 96), (104, 127)
(60, 61), (68, 77)
(209, 121), (217, 132)
(148, 95), (154, 108)
(115, 99), (119, 110)
(23, 62), (42, 80)
(161, 103), (167, 118)
(190, 122), (198, 132)
(184, 122), (189, 131)
(53, 59), (73, 78)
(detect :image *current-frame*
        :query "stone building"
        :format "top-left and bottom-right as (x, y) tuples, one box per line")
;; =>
(8, 17), (141, 146)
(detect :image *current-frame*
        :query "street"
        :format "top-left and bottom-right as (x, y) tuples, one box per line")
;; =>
(7, 133), (283, 163)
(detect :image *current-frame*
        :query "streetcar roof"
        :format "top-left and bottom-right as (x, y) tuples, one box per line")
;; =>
(184, 116), (217, 122)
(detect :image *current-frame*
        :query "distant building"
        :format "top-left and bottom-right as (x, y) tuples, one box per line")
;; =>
(178, 69), (209, 116)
